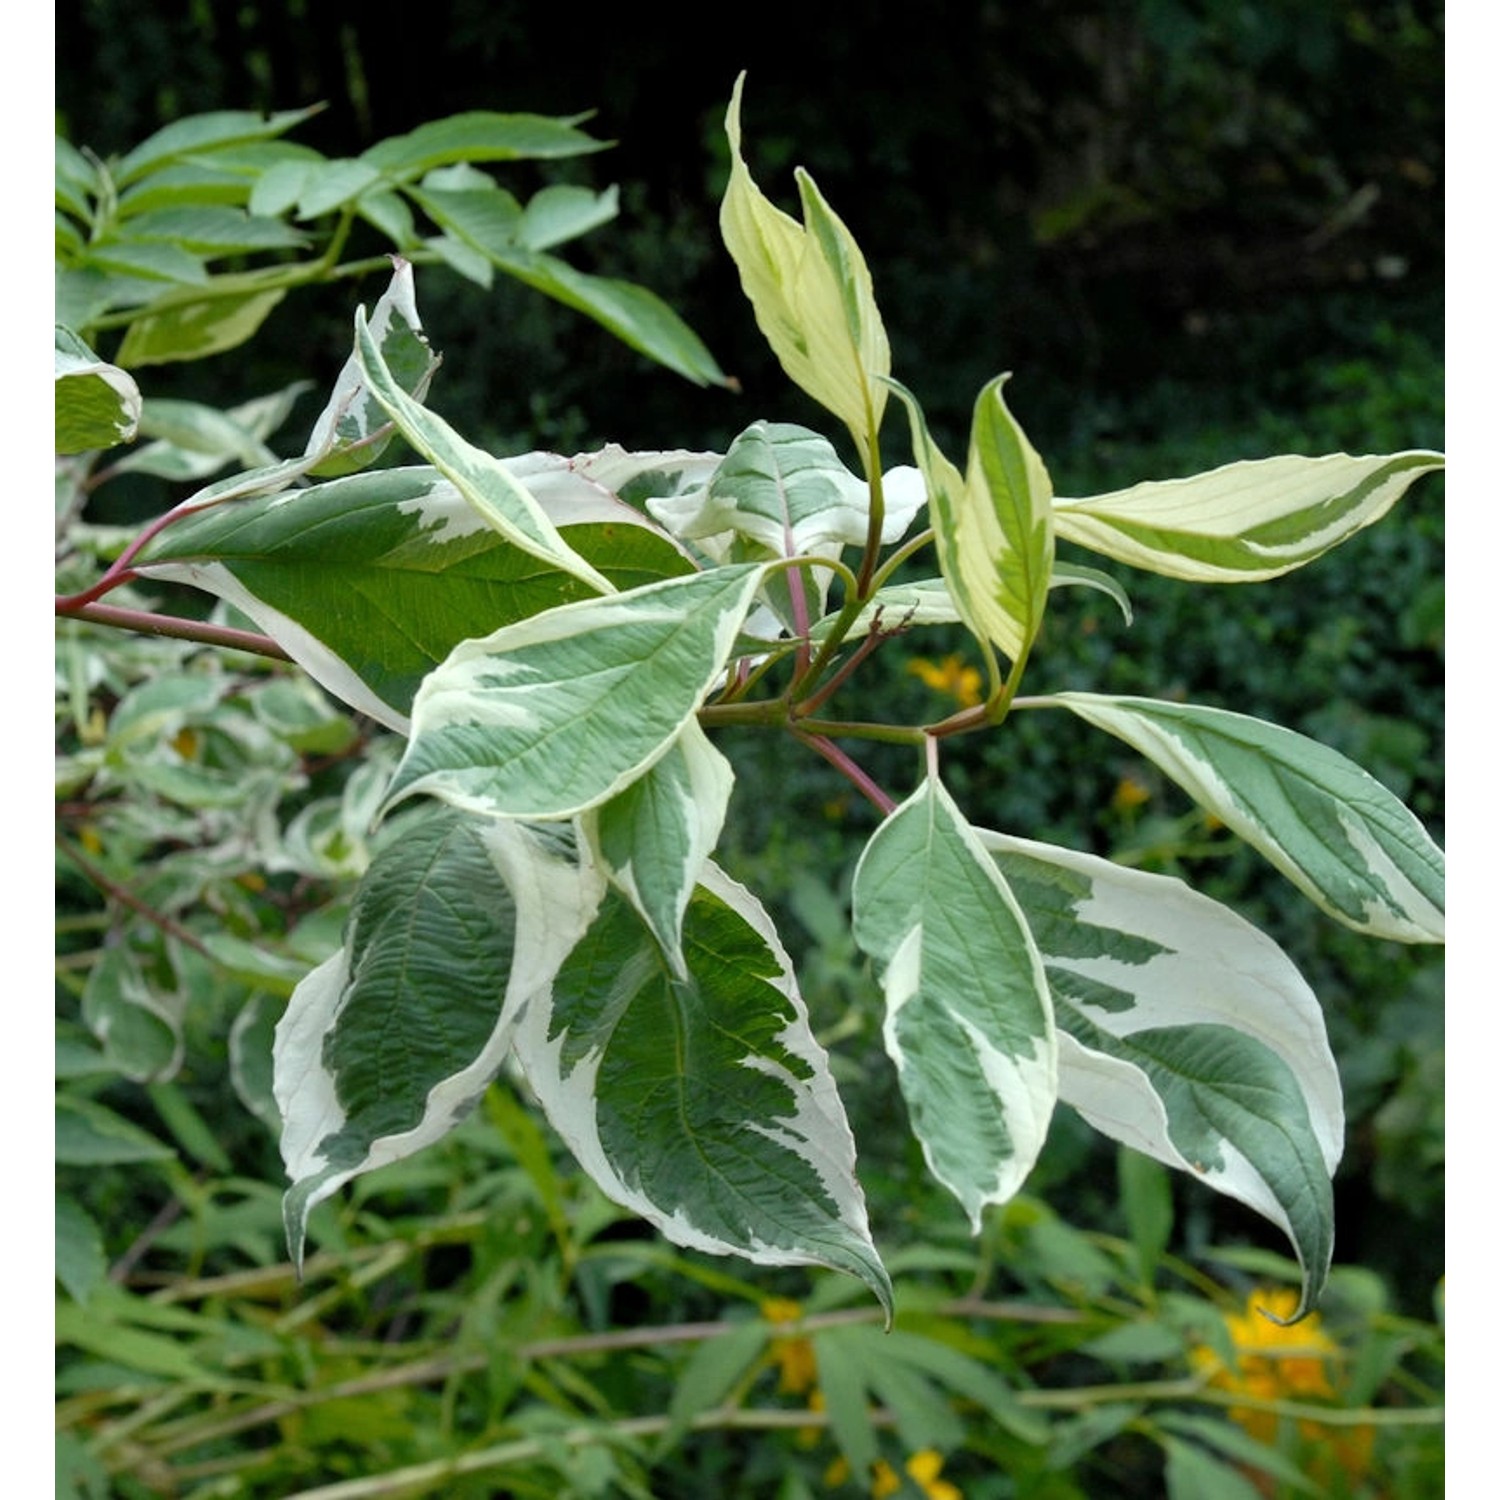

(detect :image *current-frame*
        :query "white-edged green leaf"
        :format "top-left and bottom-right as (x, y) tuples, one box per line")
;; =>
(646, 421), (926, 562)
(305, 260), (437, 476)
(352, 296), (612, 592)
(384, 564), (767, 820)
(81, 945), (185, 1083)
(720, 74), (889, 468)
(1045, 693), (1444, 942)
(113, 382), (312, 482)
(978, 829), (1341, 1317)
(852, 778), (1056, 1227)
(583, 719), (734, 979)
(274, 807), (605, 1269)
(1054, 450), (1445, 582)
(55, 325), (142, 453)
(137, 464), (696, 730)
(1051, 561), (1133, 624)
(511, 866), (891, 1313)
(889, 374), (1053, 662)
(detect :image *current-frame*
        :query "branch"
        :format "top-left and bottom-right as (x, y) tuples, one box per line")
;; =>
(56, 600), (292, 661)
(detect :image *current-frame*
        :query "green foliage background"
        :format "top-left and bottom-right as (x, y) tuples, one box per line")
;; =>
(56, 5), (1442, 1495)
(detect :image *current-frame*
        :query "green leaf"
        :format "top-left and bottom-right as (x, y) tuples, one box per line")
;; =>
(482, 242), (729, 387)
(56, 1097), (175, 1165)
(1054, 449), (1445, 582)
(1157, 1414), (1326, 1496)
(384, 564), (767, 820)
(720, 74), (889, 467)
(114, 272), (289, 366)
(1161, 1435), (1268, 1500)
(56, 1195), (108, 1305)
(361, 110), (610, 180)
(889, 374), (1054, 663)
(274, 808), (605, 1269)
(112, 381), (312, 482)
(112, 205), (308, 255)
(137, 462), (696, 729)
(852, 778), (1056, 1227)
(353, 295), (613, 588)
(583, 719), (734, 979)
(113, 107), (320, 186)
(83, 238), (209, 285)
(1045, 693), (1444, 942)
(513, 869), (891, 1313)
(81, 945), (183, 1082)
(519, 183), (620, 250)
(657, 1320), (770, 1457)
(980, 829), (1341, 1317)
(54, 325), (141, 453)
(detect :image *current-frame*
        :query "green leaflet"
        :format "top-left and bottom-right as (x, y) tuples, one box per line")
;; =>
(137, 465), (695, 730)
(720, 75), (890, 470)
(384, 564), (767, 821)
(889, 375), (1054, 664)
(359, 110), (610, 179)
(851, 778), (1056, 1227)
(511, 868), (891, 1313)
(1046, 693), (1444, 943)
(1054, 450), (1445, 582)
(583, 719), (734, 980)
(979, 830), (1341, 1317)
(274, 807), (604, 1269)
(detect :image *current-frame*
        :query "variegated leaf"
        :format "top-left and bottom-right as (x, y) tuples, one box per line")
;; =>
(511, 865), (891, 1312)
(720, 75), (890, 470)
(353, 297), (613, 592)
(137, 464), (695, 731)
(274, 808), (604, 1268)
(978, 829), (1340, 1317)
(582, 719), (734, 979)
(851, 778), (1056, 1226)
(384, 564), (768, 820)
(303, 260), (436, 476)
(1054, 450), (1444, 582)
(55, 325), (142, 453)
(645, 422), (925, 561)
(1046, 693), (1444, 942)
(889, 375), (1053, 664)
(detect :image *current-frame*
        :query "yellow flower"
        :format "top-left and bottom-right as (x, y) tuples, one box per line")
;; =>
(1111, 774), (1151, 812)
(761, 1297), (817, 1395)
(826, 1450), (961, 1499)
(907, 654), (983, 707)
(1190, 1288), (1374, 1486)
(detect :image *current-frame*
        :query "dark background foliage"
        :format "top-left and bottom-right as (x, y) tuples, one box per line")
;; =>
(57, 0), (1443, 1304)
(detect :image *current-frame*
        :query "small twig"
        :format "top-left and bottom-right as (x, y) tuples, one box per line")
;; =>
(55, 601), (292, 661)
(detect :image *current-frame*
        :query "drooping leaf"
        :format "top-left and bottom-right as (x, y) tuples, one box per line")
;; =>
(136, 463), (697, 730)
(1054, 450), (1445, 582)
(274, 807), (605, 1268)
(384, 564), (767, 820)
(111, 381), (312, 482)
(1045, 693), (1444, 942)
(54, 325), (142, 453)
(720, 74), (889, 468)
(852, 777), (1056, 1227)
(978, 829), (1342, 1316)
(511, 867), (891, 1312)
